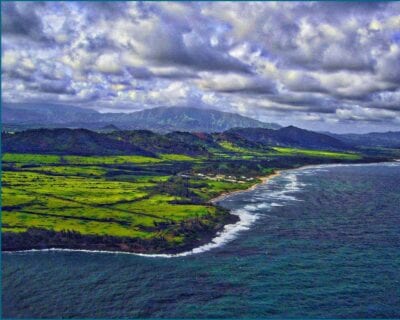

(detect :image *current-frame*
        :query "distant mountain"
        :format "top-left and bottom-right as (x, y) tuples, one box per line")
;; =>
(229, 126), (349, 150)
(2, 103), (99, 124)
(331, 131), (400, 148)
(2, 104), (281, 132)
(2, 129), (153, 156)
(112, 106), (281, 132)
(97, 124), (121, 133)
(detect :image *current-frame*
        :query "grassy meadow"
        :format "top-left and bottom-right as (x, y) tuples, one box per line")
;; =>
(1, 144), (371, 252)
(2, 152), (256, 246)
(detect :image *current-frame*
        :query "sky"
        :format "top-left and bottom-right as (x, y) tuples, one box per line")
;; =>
(2, 1), (400, 133)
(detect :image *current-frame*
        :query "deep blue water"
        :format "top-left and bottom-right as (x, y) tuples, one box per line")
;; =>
(3, 163), (400, 318)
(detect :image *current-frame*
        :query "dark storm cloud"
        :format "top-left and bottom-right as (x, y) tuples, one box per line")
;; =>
(366, 91), (400, 112)
(5, 68), (34, 82)
(218, 84), (276, 95)
(2, 2), (42, 36)
(267, 93), (338, 114)
(1, 2), (51, 43)
(169, 47), (251, 74)
(124, 28), (251, 74)
(33, 80), (76, 95)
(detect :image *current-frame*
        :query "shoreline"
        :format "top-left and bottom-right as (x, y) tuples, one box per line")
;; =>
(4, 161), (399, 257)
(2, 170), (282, 257)
(209, 171), (282, 204)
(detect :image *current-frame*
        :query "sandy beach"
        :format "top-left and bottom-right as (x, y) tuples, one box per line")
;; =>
(209, 170), (282, 204)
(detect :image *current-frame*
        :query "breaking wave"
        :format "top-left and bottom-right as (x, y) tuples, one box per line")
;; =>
(10, 162), (397, 258)
(6, 168), (301, 258)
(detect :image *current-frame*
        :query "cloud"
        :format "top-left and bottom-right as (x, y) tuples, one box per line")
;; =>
(95, 54), (123, 75)
(125, 67), (154, 80)
(376, 44), (400, 83)
(336, 105), (397, 122)
(197, 73), (277, 94)
(321, 44), (374, 72)
(1, 2), (45, 40)
(32, 80), (76, 95)
(367, 90), (400, 111)
(282, 72), (327, 93)
(2, 1), (400, 133)
(266, 92), (338, 114)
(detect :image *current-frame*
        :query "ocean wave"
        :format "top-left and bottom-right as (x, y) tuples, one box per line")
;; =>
(6, 208), (259, 259)
(1, 165), (305, 258)
(271, 202), (283, 207)
(7, 162), (397, 258)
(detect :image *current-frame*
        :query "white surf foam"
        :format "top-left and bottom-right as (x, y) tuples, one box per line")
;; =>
(271, 202), (283, 207)
(6, 208), (259, 258)
(7, 162), (397, 258)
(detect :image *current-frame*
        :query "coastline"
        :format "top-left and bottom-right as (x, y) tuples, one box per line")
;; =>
(209, 171), (281, 204)
(2, 170), (282, 257)
(4, 161), (398, 257)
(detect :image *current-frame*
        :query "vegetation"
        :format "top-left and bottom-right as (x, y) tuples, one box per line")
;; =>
(2, 153), (254, 252)
(271, 147), (361, 160)
(2, 127), (394, 254)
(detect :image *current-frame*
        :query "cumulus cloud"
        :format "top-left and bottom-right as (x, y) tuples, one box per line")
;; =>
(197, 73), (277, 94)
(336, 106), (397, 122)
(367, 90), (400, 111)
(2, 1), (400, 132)
(376, 44), (400, 83)
(95, 54), (123, 75)
(1, 2), (46, 41)
(282, 72), (327, 94)
(31, 80), (76, 95)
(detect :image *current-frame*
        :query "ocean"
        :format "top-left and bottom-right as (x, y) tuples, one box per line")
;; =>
(3, 162), (400, 318)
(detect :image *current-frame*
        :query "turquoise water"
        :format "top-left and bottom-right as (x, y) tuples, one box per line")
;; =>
(3, 163), (400, 318)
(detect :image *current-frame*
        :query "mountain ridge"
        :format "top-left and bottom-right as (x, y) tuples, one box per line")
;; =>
(2, 103), (281, 132)
(2, 126), (361, 156)
(227, 126), (349, 151)
(2, 128), (154, 156)
(330, 131), (400, 148)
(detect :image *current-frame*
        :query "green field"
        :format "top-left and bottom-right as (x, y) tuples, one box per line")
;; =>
(271, 147), (361, 160)
(2, 169), (219, 240)
(2, 146), (371, 252)
(218, 141), (266, 156)
(213, 143), (362, 161)
(2, 153), (255, 245)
